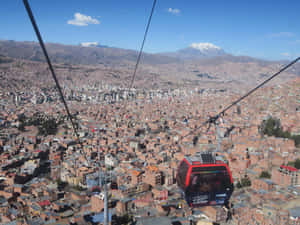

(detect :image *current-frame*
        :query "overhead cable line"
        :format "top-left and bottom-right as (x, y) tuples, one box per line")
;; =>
(128, 0), (157, 90)
(23, 0), (80, 141)
(213, 57), (300, 123)
(182, 57), (300, 140)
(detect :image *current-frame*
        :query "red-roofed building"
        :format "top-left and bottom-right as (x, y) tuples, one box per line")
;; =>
(280, 165), (298, 172)
(272, 165), (299, 187)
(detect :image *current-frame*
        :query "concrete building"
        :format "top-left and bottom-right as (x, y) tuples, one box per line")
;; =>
(272, 165), (299, 187)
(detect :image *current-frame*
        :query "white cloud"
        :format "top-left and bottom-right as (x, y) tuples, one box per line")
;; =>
(190, 42), (221, 50)
(168, 8), (180, 15)
(281, 52), (290, 57)
(68, 13), (100, 26)
(269, 32), (294, 38)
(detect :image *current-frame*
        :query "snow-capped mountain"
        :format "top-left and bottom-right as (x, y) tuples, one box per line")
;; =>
(80, 42), (99, 47)
(189, 42), (224, 54)
(162, 42), (227, 59)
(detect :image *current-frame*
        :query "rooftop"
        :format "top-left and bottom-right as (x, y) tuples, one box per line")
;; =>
(185, 152), (216, 165)
(280, 165), (298, 172)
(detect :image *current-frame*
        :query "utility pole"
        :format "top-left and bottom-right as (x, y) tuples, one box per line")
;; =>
(216, 120), (222, 152)
(104, 175), (109, 225)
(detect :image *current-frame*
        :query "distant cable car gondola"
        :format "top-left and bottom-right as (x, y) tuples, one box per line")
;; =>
(91, 186), (101, 193)
(177, 152), (233, 207)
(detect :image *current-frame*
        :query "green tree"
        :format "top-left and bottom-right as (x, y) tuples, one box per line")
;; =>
(259, 171), (271, 179)
(236, 181), (242, 189)
(260, 116), (300, 147)
(240, 177), (251, 187)
(292, 135), (300, 147)
(260, 117), (281, 136)
(294, 159), (300, 169)
(38, 118), (59, 136)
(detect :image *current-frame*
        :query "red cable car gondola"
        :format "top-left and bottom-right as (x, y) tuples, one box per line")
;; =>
(177, 152), (233, 207)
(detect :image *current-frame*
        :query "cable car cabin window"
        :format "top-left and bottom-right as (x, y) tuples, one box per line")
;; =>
(189, 166), (231, 193)
(177, 160), (189, 188)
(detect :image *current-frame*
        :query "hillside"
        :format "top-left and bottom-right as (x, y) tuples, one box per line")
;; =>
(0, 40), (179, 65)
(0, 40), (299, 90)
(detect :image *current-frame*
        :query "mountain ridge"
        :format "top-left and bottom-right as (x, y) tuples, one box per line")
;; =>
(0, 40), (299, 91)
(0, 40), (180, 66)
(160, 42), (229, 60)
(0, 40), (284, 66)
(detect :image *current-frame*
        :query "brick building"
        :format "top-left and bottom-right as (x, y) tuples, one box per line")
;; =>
(144, 165), (163, 187)
(272, 165), (299, 187)
(91, 194), (104, 212)
(252, 178), (275, 191)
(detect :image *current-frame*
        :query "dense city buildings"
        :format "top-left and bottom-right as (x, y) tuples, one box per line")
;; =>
(0, 52), (300, 225)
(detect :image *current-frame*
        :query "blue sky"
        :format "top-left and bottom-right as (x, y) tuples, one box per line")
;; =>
(0, 0), (300, 60)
